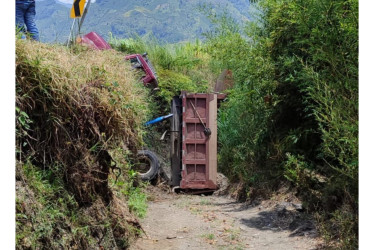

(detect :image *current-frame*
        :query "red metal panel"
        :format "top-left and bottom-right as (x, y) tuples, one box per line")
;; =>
(81, 32), (112, 50)
(180, 92), (216, 190)
(124, 54), (158, 87)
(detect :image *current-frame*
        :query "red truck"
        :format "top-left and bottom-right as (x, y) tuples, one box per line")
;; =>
(125, 52), (159, 89)
(78, 33), (158, 89)
(136, 92), (226, 193)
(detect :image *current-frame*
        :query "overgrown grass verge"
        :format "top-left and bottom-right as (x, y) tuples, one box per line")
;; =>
(110, 36), (214, 112)
(16, 39), (152, 249)
(113, 169), (148, 219)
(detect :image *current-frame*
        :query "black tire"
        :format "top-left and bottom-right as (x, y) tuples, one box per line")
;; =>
(135, 150), (160, 181)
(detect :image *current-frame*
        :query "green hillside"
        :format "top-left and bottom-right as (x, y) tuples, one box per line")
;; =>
(35, 0), (252, 43)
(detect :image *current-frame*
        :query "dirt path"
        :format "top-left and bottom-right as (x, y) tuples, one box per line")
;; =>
(130, 186), (322, 250)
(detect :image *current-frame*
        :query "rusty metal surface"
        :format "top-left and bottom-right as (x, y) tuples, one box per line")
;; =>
(179, 92), (225, 190)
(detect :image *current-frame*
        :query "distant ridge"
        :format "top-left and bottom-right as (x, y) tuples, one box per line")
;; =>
(35, 0), (252, 43)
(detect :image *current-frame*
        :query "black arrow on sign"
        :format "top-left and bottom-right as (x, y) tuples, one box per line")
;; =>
(73, 0), (81, 17)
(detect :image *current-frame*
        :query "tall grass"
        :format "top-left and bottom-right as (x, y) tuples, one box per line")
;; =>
(16, 39), (151, 248)
(109, 36), (215, 112)
(207, 0), (358, 248)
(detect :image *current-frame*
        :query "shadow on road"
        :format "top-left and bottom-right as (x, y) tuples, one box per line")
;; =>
(239, 206), (318, 238)
(211, 199), (318, 238)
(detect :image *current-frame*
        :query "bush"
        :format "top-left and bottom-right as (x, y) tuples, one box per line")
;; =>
(208, 0), (358, 248)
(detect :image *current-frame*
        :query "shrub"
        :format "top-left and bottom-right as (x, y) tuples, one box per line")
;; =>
(208, 0), (358, 247)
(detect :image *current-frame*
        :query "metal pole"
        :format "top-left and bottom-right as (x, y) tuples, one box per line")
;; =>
(78, 0), (91, 33)
(67, 18), (76, 47)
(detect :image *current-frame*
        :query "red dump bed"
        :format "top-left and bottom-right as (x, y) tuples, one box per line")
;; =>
(180, 92), (226, 190)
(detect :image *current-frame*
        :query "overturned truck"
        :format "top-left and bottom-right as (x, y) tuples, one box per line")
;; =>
(138, 92), (226, 193)
(77, 35), (226, 192)
(170, 92), (226, 192)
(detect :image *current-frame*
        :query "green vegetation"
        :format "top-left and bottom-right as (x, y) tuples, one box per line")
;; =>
(127, 187), (148, 218)
(16, 39), (151, 248)
(110, 36), (213, 113)
(224, 228), (240, 241)
(117, 170), (149, 219)
(16, 161), (100, 249)
(204, 0), (358, 248)
(201, 233), (215, 240)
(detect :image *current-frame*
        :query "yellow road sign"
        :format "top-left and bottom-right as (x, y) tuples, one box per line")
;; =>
(70, 0), (87, 18)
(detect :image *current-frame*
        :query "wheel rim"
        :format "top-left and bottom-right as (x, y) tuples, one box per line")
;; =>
(134, 156), (151, 175)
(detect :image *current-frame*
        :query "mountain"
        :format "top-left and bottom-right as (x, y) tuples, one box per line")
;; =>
(35, 0), (252, 44)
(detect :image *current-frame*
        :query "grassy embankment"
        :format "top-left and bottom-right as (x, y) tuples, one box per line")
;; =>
(16, 39), (152, 249)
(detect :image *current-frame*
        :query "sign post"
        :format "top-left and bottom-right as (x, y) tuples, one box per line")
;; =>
(68, 0), (91, 46)
(78, 0), (92, 33)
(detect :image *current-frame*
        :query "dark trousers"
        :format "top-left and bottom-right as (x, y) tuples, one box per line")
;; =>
(16, 0), (39, 41)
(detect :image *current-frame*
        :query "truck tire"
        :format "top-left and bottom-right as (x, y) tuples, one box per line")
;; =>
(135, 150), (160, 181)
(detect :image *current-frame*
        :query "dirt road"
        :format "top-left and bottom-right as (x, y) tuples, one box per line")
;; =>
(130, 186), (321, 250)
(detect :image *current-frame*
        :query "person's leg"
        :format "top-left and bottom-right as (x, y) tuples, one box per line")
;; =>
(24, 1), (39, 41)
(16, 2), (27, 38)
